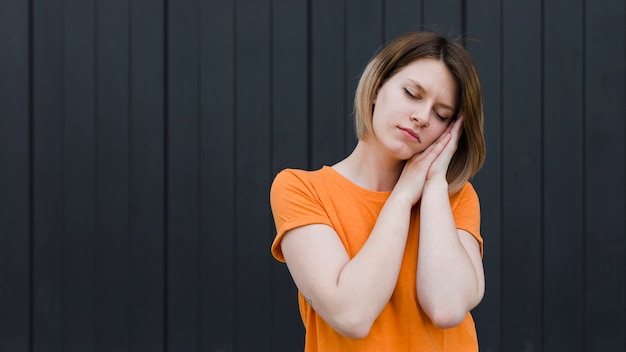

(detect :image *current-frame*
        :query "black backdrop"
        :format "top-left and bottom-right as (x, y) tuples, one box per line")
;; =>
(0, 0), (624, 351)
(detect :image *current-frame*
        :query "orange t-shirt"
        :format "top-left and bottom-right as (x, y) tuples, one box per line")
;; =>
(270, 166), (483, 352)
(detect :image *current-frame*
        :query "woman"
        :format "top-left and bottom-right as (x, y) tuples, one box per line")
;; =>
(270, 31), (487, 351)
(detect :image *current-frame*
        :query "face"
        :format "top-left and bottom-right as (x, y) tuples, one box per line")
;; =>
(370, 58), (458, 160)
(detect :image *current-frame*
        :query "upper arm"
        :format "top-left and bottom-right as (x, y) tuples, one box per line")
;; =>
(458, 229), (485, 305)
(280, 224), (350, 309)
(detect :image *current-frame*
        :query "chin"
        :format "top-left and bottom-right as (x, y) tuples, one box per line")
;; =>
(390, 148), (419, 161)
(380, 139), (421, 161)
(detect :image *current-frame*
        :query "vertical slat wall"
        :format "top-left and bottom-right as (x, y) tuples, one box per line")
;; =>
(128, 0), (165, 349)
(584, 0), (625, 350)
(465, 0), (502, 350)
(64, 0), (96, 350)
(167, 0), (200, 350)
(200, 2), (235, 351)
(234, 0), (272, 350)
(270, 0), (308, 350)
(32, 0), (64, 350)
(310, 0), (346, 168)
(543, 0), (585, 350)
(0, 0), (30, 350)
(501, 1), (543, 350)
(96, 0), (132, 348)
(0, 1), (624, 351)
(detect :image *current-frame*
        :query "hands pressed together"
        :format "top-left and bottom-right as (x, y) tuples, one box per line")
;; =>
(393, 115), (464, 206)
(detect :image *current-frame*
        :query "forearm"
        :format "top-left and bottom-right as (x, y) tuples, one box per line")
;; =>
(329, 194), (413, 337)
(416, 180), (482, 327)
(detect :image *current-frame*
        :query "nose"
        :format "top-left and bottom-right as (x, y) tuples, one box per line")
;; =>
(410, 105), (431, 127)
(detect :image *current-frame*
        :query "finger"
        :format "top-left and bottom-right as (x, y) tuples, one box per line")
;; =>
(450, 114), (464, 138)
(428, 116), (464, 165)
(438, 115), (464, 154)
(411, 131), (451, 164)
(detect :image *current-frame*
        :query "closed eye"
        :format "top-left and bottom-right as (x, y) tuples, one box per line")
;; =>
(434, 110), (449, 121)
(404, 88), (418, 99)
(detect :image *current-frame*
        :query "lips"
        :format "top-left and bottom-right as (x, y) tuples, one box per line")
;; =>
(399, 127), (420, 143)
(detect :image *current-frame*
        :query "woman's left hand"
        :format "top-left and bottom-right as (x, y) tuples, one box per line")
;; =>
(426, 114), (464, 182)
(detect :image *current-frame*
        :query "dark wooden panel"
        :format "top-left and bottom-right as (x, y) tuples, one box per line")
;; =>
(543, 1), (585, 351)
(63, 0), (97, 350)
(235, 0), (272, 350)
(129, 0), (165, 350)
(465, 0), (502, 350)
(584, 1), (626, 351)
(500, 1), (543, 350)
(95, 0), (132, 349)
(199, 1), (235, 351)
(270, 0), (308, 350)
(423, 0), (462, 38)
(0, 0), (30, 350)
(345, 0), (383, 153)
(310, 0), (346, 168)
(167, 0), (201, 350)
(384, 0), (422, 41)
(271, 0), (309, 171)
(32, 0), (64, 350)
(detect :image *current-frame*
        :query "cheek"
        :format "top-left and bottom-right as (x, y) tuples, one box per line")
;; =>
(371, 104), (391, 127)
(373, 100), (406, 124)
(425, 124), (450, 143)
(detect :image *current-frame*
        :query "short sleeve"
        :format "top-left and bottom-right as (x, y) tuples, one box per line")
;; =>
(450, 182), (483, 256)
(269, 169), (333, 262)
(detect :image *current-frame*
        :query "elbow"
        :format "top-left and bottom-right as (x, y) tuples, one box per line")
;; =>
(420, 289), (484, 329)
(422, 302), (470, 329)
(338, 325), (372, 340)
(428, 308), (467, 329)
(329, 312), (374, 339)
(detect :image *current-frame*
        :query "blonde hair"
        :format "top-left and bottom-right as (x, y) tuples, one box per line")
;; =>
(354, 31), (486, 194)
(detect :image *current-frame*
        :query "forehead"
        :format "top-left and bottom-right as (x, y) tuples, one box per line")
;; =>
(391, 58), (457, 99)
(393, 58), (453, 82)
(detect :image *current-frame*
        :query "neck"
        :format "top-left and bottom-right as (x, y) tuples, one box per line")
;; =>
(332, 139), (405, 192)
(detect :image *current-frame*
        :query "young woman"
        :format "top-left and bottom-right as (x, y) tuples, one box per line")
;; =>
(270, 31), (487, 351)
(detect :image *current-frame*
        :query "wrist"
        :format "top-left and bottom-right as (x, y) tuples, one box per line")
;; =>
(424, 178), (448, 189)
(387, 192), (417, 209)
(423, 179), (449, 197)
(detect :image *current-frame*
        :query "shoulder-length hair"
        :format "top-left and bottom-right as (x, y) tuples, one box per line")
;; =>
(354, 31), (486, 194)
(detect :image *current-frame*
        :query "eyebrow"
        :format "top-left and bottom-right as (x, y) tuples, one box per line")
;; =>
(408, 80), (456, 112)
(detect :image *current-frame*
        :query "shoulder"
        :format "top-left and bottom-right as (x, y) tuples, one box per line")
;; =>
(270, 168), (335, 262)
(273, 168), (317, 184)
(272, 168), (318, 192)
(271, 167), (330, 194)
(270, 167), (329, 208)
